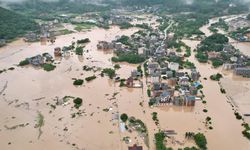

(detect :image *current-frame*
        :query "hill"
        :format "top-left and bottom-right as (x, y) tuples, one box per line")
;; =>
(0, 7), (38, 41)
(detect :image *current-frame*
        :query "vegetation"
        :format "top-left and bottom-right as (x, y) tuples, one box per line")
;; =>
(154, 131), (172, 150)
(35, 112), (44, 139)
(242, 123), (250, 140)
(220, 88), (226, 94)
(183, 60), (196, 69)
(116, 35), (130, 46)
(77, 38), (90, 44)
(114, 64), (121, 69)
(209, 19), (229, 32)
(210, 73), (223, 81)
(118, 22), (133, 29)
(0, 7), (38, 41)
(19, 59), (29, 66)
(194, 133), (207, 149)
(120, 113), (128, 122)
(234, 112), (243, 120)
(199, 33), (229, 52)
(102, 68), (116, 79)
(42, 64), (56, 71)
(195, 51), (208, 63)
(148, 98), (157, 107)
(152, 112), (159, 125)
(85, 75), (97, 82)
(75, 47), (84, 55)
(75, 23), (95, 31)
(9, 0), (110, 19)
(112, 52), (145, 64)
(73, 97), (83, 109)
(73, 79), (84, 86)
(147, 89), (151, 97)
(211, 59), (223, 68)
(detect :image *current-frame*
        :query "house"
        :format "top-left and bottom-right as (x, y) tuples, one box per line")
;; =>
(234, 67), (250, 77)
(169, 62), (179, 71)
(148, 62), (159, 75)
(173, 96), (184, 106)
(164, 71), (173, 78)
(43, 53), (53, 62)
(191, 69), (200, 81)
(189, 86), (198, 95)
(176, 72), (185, 78)
(179, 76), (190, 86)
(24, 32), (39, 42)
(160, 67), (168, 75)
(207, 52), (221, 59)
(156, 91), (172, 105)
(97, 41), (114, 50)
(128, 144), (143, 150)
(151, 72), (161, 83)
(179, 85), (190, 95)
(184, 95), (196, 106)
(223, 44), (236, 53)
(54, 47), (62, 56)
(28, 55), (44, 66)
(126, 77), (134, 88)
(152, 83), (169, 97)
(113, 42), (123, 50)
(131, 70), (142, 78)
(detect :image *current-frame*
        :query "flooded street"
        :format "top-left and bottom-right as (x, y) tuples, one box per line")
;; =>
(0, 14), (250, 150)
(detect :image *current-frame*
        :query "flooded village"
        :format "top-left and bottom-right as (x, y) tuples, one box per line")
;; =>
(1, 1), (250, 150)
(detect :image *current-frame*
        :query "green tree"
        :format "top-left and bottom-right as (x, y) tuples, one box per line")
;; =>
(120, 113), (128, 122)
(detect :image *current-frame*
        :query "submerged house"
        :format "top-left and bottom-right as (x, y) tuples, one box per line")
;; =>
(156, 91), (172, 105)
(234, 67), (250, 77)
(184, 95), (196, 106)
(43, 53), (53, 62)
(24, 32), (39, 42)
(131, 70), (142, 79)
(54, 47), (62, 56)
(191, 69), (200, 81)
(28, 55), (44, 66)
(128, 144), (143, 150)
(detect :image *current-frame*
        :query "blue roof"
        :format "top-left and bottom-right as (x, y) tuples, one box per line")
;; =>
(193, 82), (201, 88)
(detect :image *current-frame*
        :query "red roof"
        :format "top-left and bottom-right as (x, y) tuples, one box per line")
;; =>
(128, 144), (143, 150)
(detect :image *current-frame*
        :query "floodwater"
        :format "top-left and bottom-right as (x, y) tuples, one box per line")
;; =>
(0, 15), (250, 150)
(182, 15), (250, 149)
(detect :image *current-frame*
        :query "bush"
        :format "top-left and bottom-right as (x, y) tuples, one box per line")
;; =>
(210, 73), (223, 81)
(114, 64), (121, 69)
(85, 75), (96, 82)
(234, 112), (242, 120)
(194, 133), (207, 149)
(19, 59), (29, 66)
(77, 38), (90, 44)
(147, 89), (151, 97)
(102, 68), (116, 79)
(120, 113), (128, 122)
(42, 64), (56, 71)
(220, 88), (226, 94)
(73, 97), (82, 109)
(211, 59), (223, 68)
(112, 53), (145, 64)
(242, 123), (250, 140)
(148, 98), (156, 106)
(73, 79), (84, 85)
(75, 47), (83, 55)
